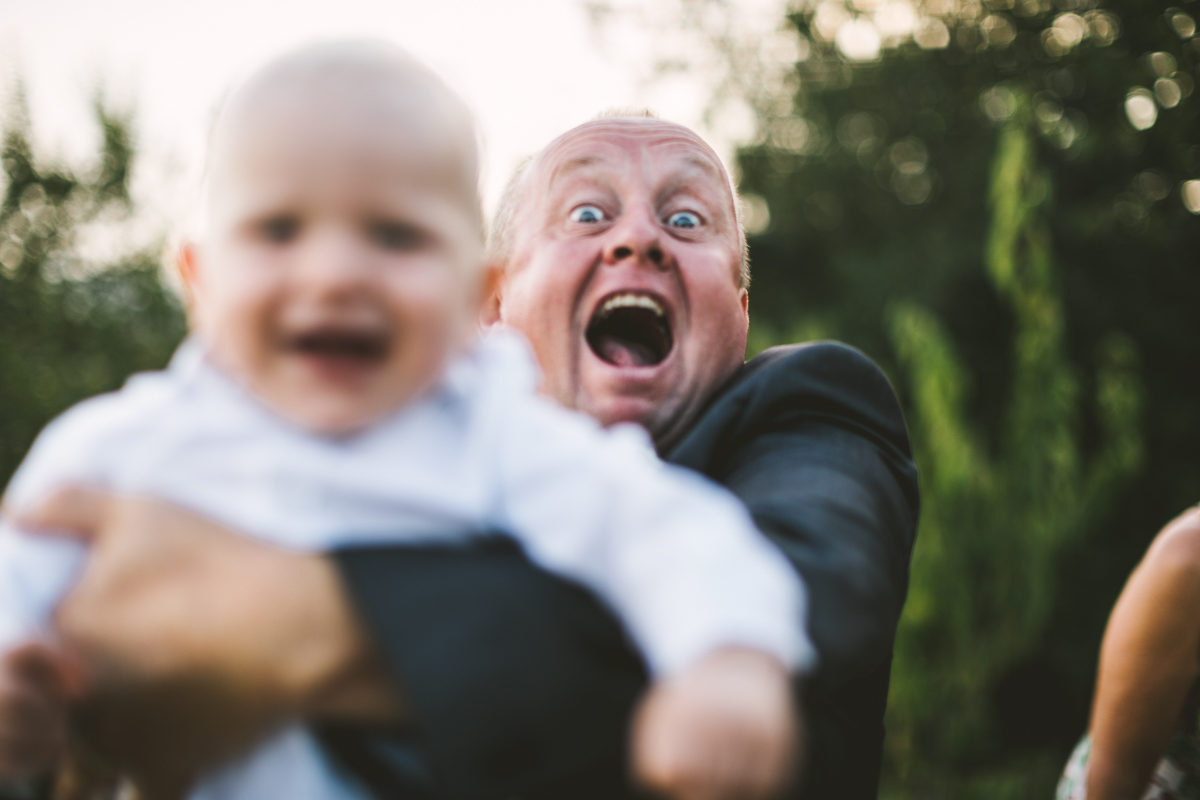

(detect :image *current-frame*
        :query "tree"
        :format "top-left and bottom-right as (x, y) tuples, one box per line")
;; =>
(0, 90), (186, 489)
(884, 99), (1141, 796)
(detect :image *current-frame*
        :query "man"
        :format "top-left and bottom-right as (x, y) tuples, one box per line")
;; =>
(0, 116), (918, 799)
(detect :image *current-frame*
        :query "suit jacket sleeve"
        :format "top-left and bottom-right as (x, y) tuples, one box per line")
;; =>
(667, 341), (920, 681)
(664, 341), (919, 800)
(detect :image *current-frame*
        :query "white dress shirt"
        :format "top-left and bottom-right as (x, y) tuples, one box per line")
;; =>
(0, 329), (812, 800)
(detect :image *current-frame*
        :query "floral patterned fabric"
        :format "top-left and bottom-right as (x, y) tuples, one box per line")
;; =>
(1057, 683), (1200, 800)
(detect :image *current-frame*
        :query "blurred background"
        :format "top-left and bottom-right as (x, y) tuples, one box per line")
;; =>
(1, 0), (1196, 796)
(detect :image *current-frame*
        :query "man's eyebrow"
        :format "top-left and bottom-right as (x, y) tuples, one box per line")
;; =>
(549, 155), (605, 184)
(682, 155), (723, 180)
(656, 157), (727, 202)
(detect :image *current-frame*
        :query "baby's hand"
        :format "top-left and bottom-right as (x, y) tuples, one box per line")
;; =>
(0, 640), (71, 779)
(632, 647), (800, 800)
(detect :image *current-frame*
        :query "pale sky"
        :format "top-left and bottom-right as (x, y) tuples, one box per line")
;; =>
(0, 0), (734, 242)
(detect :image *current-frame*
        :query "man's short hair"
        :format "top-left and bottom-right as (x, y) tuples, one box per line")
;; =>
(486, 117), (751, 289)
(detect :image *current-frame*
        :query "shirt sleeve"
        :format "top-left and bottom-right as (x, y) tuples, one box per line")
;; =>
(488, 393), (815, 677)
(0, 397), (126, 649)
(0, 386), (152, 652)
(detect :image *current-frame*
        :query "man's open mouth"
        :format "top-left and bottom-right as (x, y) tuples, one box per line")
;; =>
(585, 293), (674, 368)
(288, 328), (389, 364)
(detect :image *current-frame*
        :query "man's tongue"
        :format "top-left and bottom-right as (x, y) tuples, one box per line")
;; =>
(592, 333), (659, 368)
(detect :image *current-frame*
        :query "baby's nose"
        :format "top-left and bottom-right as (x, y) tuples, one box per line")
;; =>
(296, 228), (374, 291)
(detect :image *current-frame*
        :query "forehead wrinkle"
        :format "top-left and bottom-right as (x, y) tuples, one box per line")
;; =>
(548, 155), (605, 186)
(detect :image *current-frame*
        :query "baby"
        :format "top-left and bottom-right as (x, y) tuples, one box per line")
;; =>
(0, 42), (811, 800)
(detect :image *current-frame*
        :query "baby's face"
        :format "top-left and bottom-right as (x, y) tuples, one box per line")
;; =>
(187, 91), (483, 434)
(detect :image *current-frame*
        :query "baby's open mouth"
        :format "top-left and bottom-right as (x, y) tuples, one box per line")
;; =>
(586, 293), (673, 368)
(288, 328), (389, 364)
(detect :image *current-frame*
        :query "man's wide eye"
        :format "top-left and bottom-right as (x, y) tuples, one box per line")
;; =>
(570, 205), (606, 224)
(667, 211), (701, 229)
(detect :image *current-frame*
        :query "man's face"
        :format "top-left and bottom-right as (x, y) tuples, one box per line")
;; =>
(494, 119), (748, 449)
(187, 88), (482, 434)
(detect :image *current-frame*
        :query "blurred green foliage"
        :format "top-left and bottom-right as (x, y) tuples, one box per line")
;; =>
(884, 104), (1142, 796)
(0, 92), (186, 490)
(720, 0), (1200, 792)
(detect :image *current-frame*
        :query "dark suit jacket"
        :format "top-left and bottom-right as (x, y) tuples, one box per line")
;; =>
(326, 341), (920, 800)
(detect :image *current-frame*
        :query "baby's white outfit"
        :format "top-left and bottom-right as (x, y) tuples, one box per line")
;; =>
(0, 330), (812, 800)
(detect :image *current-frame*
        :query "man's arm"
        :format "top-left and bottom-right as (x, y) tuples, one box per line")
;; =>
(2, 489), (400, 793)
(665, 341), (919, 799)
(669, 341), (919, 683)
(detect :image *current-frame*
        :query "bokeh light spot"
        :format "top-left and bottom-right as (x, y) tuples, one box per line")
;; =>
(836, 18), (884, 60)
(814, 1), (852, 41)
(1171, 11), (1197, 38)
(1149, 51), (1178, 77)
(981, 14), (1017, 47)
(1181, 180), (1200, 213)
(1125, 88), (1158, 130)
(1155, 78), (1183, 108)
(837, 111), (887, 154)
(876, 1), (918, 40)
(890, 137), (929, 174)
(1134, 170), (1171, 202)
(893, 170), (933, 204)
(1084, 10), (1121, 45)
(914, 17), (951, 48)
(1052, 13), (1087, 48)
(981, 85), (1018, 122)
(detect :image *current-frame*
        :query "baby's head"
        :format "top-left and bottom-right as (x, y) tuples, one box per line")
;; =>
(181, 41), (486, 434)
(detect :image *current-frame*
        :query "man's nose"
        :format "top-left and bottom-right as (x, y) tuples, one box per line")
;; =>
(603, 208), (666, 269)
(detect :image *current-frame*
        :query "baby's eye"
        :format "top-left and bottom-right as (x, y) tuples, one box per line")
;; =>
(369, 221), (424, 251)
(569, 205), (606, 224)
(261, 216), (300, 243)
(667, 211), (701, 230)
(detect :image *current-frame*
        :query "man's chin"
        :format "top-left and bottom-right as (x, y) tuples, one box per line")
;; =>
(577, 392), (669, 438)
(574, 358), (683, 442)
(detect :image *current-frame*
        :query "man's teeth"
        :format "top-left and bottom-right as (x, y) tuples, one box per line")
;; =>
(598, 293), (665, 318)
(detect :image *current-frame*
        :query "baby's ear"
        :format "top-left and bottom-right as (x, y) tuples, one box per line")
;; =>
(478, 262), (505, 327)
(175, 242), (203, 318)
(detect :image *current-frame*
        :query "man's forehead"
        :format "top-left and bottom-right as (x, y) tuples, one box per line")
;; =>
(535, 119), (729, 190)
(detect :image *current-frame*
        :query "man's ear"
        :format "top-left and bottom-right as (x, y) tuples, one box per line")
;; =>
(479, 263), (505, 326)
(739, 287), (750, 322)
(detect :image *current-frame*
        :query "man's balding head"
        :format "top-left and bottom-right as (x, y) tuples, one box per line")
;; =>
(484, 116), (752, 450)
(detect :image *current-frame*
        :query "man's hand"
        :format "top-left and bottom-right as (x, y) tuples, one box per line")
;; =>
(0, 641), (70, 779)
(13, 487), (401, 794)
(631, 647), (801, 800)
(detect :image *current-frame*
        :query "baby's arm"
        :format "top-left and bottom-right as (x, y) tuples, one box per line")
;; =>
(633, 646), (799, 800)
(494, 397), (812, 799)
